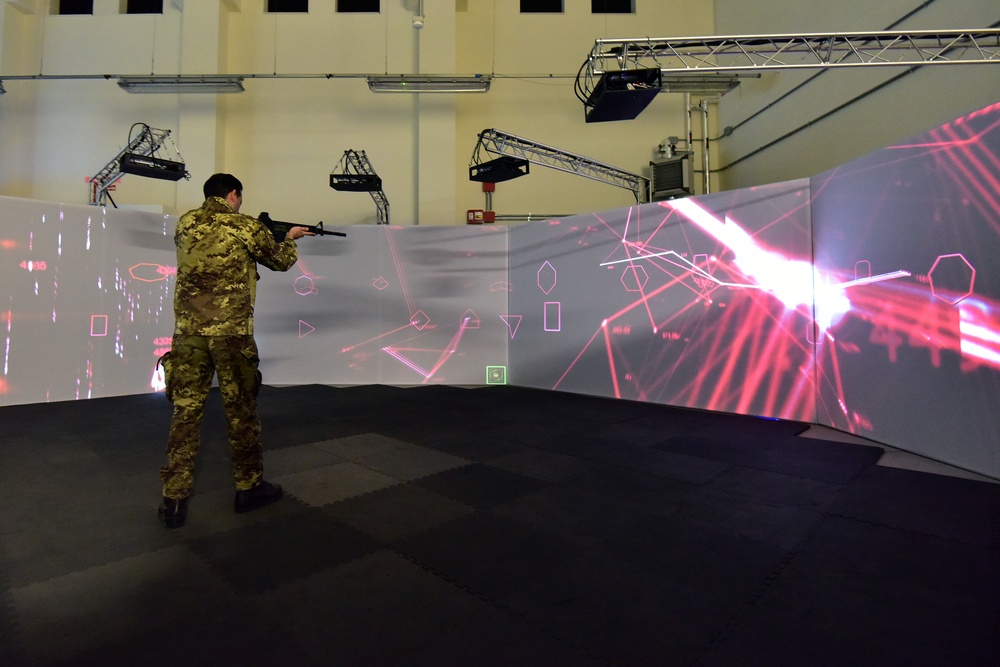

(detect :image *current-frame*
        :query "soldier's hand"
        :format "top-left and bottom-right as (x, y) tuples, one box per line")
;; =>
(286, 226), (316, 241)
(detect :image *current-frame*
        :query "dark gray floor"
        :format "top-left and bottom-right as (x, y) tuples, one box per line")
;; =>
(1, 384), (997, 666)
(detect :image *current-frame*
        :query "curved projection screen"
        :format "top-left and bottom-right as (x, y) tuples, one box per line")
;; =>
(508, 180), (816, 422)
(508, 101), (1000, 477)
(1, 101), (998, 478)
(811, 102), (1000, 477)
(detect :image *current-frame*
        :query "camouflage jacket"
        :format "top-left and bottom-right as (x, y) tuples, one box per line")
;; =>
(173, 196), (298, 336)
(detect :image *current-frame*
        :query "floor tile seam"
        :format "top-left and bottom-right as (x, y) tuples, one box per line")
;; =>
(176, 479), (435, 533)
(342, 431), (423, 448)
(350, 506), (477, 562)
(252, 551), (381, 598)
(693, 509), (830, 666)
(488, 501), (635, 553)
(171, 491), (318, 538)
(312, 480), (484, 528)
(275, 439), (358, 463)
(384, 544), (614, 667)
(0, 586), (23, 666)
(325, 430), (472, 454)
(693, 460), (739, 487)
(382, 441), (526, 464)
(682, 487), (834, 512)
(189, 540), (384, 599)
(274, 456), (466, 493)
(822, 511), (1000, 549)
(522, 441), (738, 486)
(658, 499), (824, 554)
(478, 457), (570, 482)
(2, 542), (191, 592)
(303, 434), (416, 458)
(281, 479), (440, 514)
(690, 468), (850, 509)
(724, 459), (874, 486)
(352, 443), (476, 469)
(638, 457), (741, 486)
(318, 487), (480, 542)
(349, 500), (479, 545)
(344, 457), (476, 485)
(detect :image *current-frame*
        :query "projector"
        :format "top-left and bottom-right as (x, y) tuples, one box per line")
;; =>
(584, 68), (662, 123)
(119, 153), (188, 181)
(330, 173), (382, 192)
(469, 156), (529, 183)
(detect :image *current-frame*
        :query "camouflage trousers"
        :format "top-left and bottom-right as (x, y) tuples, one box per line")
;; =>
(159, 334), (264, 499)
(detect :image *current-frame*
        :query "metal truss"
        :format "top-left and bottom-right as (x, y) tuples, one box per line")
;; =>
(580, 29), (1000, 100)
(336, 149), (389, 225)
(88, 124), (182, 206)
(574, 28), (1000, 117)
(471, 129), (649, 202)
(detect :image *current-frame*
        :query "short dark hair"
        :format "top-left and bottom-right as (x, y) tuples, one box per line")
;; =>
(203, 173), (243, 200)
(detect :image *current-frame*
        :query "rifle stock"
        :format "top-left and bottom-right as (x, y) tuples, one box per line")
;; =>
(258, 212), (347, 242)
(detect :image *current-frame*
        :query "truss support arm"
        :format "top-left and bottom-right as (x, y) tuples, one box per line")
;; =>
(88, 125), (179, 206)
(471, 129), (649, 203)
(333, 149), (390, 225)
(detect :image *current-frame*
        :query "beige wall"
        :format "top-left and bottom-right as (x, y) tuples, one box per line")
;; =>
(0, 0), (717, 224)
(3, 1), (995, 221)
(455, 1), (716, 220)
(712, 0), (1000, 191)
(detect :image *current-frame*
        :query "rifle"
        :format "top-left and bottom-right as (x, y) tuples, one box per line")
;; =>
(258, 212), (347, 242)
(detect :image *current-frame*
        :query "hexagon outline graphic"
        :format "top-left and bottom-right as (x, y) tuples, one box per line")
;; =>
(537, 261), (557, 295)
(621, 264), (649, 292)
(928, 253), (975, 306)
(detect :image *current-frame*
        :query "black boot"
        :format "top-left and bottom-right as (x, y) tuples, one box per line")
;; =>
(158, 495), (189, 528)
(234, 481), (283, 513)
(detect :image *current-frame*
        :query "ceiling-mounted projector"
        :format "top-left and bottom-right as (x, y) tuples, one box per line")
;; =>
(119, 153), (188, 181)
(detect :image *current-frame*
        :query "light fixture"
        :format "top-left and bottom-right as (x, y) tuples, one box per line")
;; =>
(660, 73), (748, 94)
(330, 174), (382, 192)
(469, 156), (529, 183)
(89, 124), (189, 206)
(117, 76), (245, 94)
(119, 153), (188, 181)
(584, 68), (661, 123)
(367, 75), (491, 93)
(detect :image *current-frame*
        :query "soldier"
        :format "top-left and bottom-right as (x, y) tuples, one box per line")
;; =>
(157, 173), (314, 528)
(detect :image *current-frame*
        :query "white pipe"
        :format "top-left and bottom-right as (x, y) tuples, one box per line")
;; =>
(684, 93), (692, 155)
(700, 99), (710, 194)
(413, 0), (425, 28)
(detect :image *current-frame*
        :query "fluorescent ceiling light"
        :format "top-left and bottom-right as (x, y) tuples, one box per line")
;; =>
(367, 75), (491, 93)
(117, 76), (245, 94)
(659, 73), (749, 94)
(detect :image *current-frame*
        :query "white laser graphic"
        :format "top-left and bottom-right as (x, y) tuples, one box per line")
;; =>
(603, 199), (911, 333)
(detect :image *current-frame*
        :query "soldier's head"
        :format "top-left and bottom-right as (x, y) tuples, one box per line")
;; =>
(204, 173), (243, 213)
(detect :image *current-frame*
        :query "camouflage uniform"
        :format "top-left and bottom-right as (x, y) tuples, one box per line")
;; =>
(160, 196), (299, 499)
